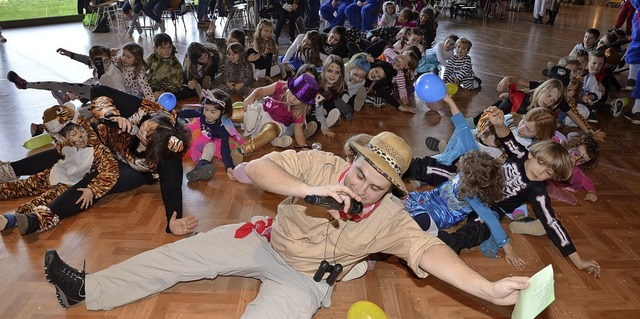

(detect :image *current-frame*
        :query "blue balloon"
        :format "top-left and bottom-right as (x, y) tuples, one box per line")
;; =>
(158, 92), (177, 111)
(415, 74), (446, 103)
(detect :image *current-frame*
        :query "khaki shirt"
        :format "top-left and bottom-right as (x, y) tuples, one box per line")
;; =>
(265, 150), (445, 280)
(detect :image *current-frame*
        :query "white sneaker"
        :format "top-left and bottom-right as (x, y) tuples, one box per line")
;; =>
(341, 260), (369, 282)
(270, 135), (293, 148)
(326, 109), (340, 128)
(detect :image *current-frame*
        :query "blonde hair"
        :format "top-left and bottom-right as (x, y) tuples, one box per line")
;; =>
(529, 78), (564, 111)
(455, 38), (472, 51)
(523, 108), (556, 141)
(529, 140), (573, 181)
(344, 134), (373, 163)
(253, 19), (274, 50)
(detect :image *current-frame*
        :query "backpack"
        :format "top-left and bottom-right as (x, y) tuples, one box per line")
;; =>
(93, 15), (110, 33)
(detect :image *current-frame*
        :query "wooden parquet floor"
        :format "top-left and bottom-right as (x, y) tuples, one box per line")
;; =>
(1, 2), (640, 318)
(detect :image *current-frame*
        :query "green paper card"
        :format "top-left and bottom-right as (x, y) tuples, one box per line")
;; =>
(512, 264), (555, 319)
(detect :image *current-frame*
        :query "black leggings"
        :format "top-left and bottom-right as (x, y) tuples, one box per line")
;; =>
(8, 85), (185, 233)
(91, 85), (185, 232)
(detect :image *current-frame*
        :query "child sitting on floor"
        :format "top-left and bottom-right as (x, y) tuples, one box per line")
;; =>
(442, 37), (482, 90)
(179, 90), (245, 182)
(0, 117), (118, 235)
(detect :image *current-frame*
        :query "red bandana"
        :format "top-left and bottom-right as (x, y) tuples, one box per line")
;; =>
(336, 166), (381, 222)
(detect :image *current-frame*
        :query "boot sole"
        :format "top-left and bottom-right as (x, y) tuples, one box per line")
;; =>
(509, 219), (546, 236)
(16, 213), (29, 235)
(186, 166), (215, 181)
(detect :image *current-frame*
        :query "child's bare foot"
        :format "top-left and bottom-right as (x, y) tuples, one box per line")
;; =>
(399, 105), (416, 114)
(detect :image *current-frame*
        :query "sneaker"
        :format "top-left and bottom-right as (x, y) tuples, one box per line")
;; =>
(44, 250), (86, 308)
(624, 111), (640, 124)
(270, 135), (293, 148)
(334, 99), (354, 121)
(326, 109), (340, 128)
(16, 206), (60, 235)
(7, 71), (27, 89)
(303, 121), (318, 139)
(0, 27), (6, 43)
(424, 136), (447, 153)
(186, 159), (216, 181)
(0, 213), (17, 231)
(587, 109), (598, 123)
(51, 90), (68, 105)
(625, 78), (636, 90)
(30, 123), (45, 137)
(509, 217), (546, 236)
(354, 87), (366, 112)
(341, 260), (368, 282)
(609, 98), (625, 117)
(0, 160), (17, 183)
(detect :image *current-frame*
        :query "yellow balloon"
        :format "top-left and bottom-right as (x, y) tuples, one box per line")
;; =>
(23, 133), (53, 149)
(445, 83), (459, 96)
(347, 301), (388, 319)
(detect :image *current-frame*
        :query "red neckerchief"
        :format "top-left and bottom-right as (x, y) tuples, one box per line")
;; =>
(336, 166), (381, 222)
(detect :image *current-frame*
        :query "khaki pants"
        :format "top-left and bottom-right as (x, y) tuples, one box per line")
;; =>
(85, 220), (333, 319)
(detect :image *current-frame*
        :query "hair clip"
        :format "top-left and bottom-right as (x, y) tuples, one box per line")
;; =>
(202, 89), (226, 108)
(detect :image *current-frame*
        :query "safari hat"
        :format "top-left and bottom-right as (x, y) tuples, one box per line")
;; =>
(350, 131), (412, 197)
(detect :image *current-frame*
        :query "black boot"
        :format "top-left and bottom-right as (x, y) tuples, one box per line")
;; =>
(44, 250), (86, 308)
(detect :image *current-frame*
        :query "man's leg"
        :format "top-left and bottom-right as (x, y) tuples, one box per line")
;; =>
(71, 223), (284, 310)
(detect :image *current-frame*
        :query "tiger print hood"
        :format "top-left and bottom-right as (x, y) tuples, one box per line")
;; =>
(42, 102), (80, 134)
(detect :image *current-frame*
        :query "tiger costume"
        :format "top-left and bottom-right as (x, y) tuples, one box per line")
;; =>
(92, 96), (175, 172)
(0, 104), (119, 235)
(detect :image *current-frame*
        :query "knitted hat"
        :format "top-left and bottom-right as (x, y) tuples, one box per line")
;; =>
(350, 131), (412, 197)
(287, 73), (321, 105)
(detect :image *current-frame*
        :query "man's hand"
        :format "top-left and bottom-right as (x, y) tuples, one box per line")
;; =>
(307, 185), (360, 220)
(75, 188), (94, 209)
(489, 277), (530, 305)
(169, 212), (199, 236)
